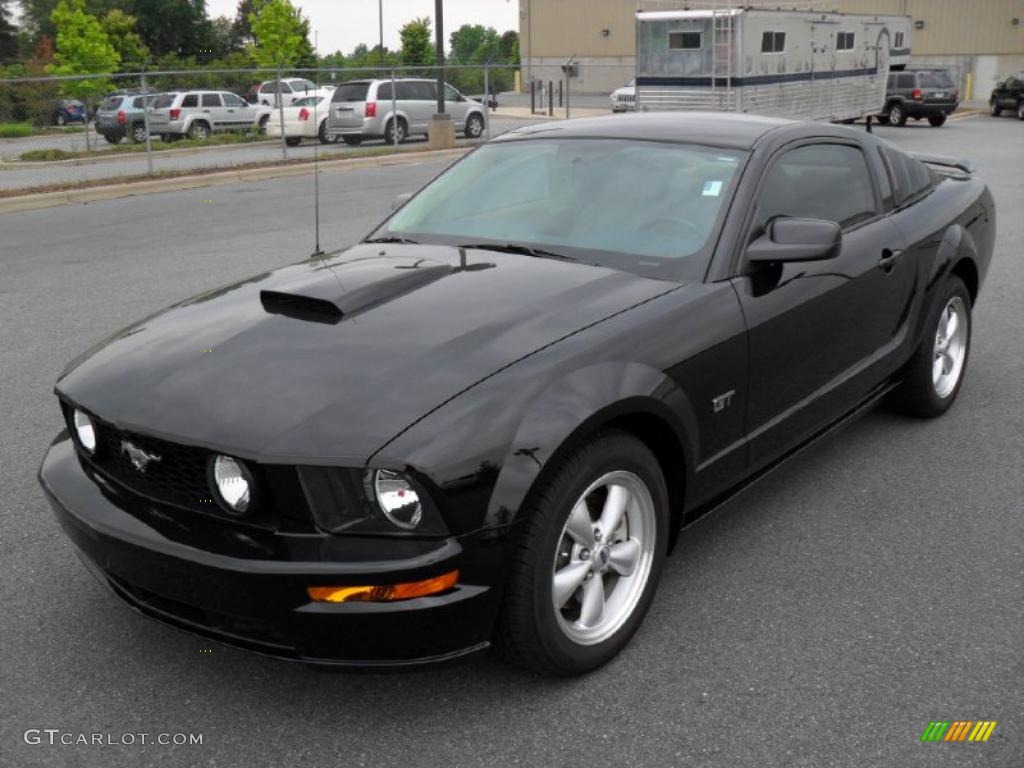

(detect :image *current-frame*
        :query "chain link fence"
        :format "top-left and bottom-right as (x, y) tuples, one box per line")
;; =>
(1, 62), (619, 196)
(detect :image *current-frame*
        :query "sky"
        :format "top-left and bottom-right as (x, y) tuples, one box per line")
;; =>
(205, 0), (522, 56)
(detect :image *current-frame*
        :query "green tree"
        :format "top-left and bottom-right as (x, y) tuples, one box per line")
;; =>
(131, 0), (211, 57)
(101, 8), (147, 69)
(249, 0), (307, 68)
(47, 0), (118, 91)
(0, 0), (18, 63)
(498, 30), (519, 64)
(399, 16), (433, 68)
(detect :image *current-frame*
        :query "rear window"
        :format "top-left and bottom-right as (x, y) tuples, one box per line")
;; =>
(292, 96), (321, 106)
(101, 96), (122, 110)
(918, 71), (954, 88)
(153, 93), (177, 108)
(881, 145), (934, 206)
(331, 82), (371, 103)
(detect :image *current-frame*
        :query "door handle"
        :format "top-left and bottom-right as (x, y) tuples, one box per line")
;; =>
(878, 248), (903, 272)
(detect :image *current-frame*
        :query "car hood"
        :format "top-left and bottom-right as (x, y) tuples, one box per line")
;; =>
(57, 244), (679, 465)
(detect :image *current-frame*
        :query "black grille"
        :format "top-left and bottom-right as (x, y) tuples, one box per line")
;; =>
(89, 418), (215, 513)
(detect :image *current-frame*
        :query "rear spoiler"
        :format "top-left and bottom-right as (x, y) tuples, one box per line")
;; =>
(911, 152), (976, 175)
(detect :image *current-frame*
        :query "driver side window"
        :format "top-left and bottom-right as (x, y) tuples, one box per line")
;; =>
(751, 143), (877, 240)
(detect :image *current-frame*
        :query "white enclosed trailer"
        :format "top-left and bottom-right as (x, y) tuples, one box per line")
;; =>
(635, 6), (911, 121)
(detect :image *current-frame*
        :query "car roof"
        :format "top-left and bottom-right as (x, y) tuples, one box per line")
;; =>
(495, 111), (796, 150)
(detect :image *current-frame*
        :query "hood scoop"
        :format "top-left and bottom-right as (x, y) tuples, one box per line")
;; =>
(260, 256), (453, 324)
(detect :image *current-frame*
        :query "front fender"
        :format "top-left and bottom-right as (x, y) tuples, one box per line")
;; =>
(484, 361), (696, 529)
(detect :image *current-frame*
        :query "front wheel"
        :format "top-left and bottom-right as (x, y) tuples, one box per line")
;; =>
(890, 276), (971, 418)
(495, 431), (668, 676)
(1017, 103), (1024, 121)
(928, 114), (947, 127)
(990, 100), (1001, 117)
(465, 113), (485, 139)
(284, 136), (301, 147)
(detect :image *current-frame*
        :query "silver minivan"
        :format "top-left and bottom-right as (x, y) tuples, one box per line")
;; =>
(148, 91), (272, 140)
(327, 79), (486, 145)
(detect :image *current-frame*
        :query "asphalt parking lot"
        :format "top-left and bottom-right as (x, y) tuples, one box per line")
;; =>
(0, 112), (1020, 767)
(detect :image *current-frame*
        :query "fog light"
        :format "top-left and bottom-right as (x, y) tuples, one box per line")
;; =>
(211, 455), (252, 513)
(307, 569), (459, 603)
(72, 408), (96, 454)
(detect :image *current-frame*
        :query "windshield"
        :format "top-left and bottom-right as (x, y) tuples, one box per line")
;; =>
(918, 72), (954, 88)
(375, 139), (745, 279)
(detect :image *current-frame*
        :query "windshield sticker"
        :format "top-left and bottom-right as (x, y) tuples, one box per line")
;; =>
(702, 180), (723, 197)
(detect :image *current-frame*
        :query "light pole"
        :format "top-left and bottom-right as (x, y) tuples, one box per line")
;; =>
(379, 0), (385, 69)
(435, 0), (445, 114)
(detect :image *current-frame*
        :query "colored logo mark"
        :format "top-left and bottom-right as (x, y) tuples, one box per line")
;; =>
(921, 720), (997, 742)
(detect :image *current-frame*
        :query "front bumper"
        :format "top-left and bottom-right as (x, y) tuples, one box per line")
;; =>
(39, 434), (506, 667)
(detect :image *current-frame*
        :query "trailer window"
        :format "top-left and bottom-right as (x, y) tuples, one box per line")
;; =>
(837, 32), (855, 51)
(761, 31), (786, 53)
(668, 31), (702, 50)
(893, 31), (905, 49)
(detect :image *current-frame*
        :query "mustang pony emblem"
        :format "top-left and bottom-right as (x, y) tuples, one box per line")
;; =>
(120, 440), (161, 473)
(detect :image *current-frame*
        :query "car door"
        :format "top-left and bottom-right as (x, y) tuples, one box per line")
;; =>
(410, 81), (437, 133)
(199, 93), (223, 130)
(444, 84), (468, 122)
(731, 140), (912, 466)
(222, 92), (253, 128)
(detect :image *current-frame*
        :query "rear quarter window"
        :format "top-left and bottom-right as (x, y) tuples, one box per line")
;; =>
(100, 96), (122, 110)
(153, 94), (177, 108)
(181, 94), (198, 108)
(881, 145), (935, 206)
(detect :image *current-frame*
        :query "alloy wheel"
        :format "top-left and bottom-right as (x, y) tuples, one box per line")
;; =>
(551, 470), (656, 646)
(932, 296), (968, 399)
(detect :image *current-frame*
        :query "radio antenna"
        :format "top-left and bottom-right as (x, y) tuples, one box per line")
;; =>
(311, 29), (324, 257)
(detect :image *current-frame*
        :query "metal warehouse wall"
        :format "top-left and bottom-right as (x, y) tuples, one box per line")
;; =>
(520, 0), (1024, 58)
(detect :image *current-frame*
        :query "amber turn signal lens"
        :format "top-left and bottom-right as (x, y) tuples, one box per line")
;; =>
(307, 570), (459, 603)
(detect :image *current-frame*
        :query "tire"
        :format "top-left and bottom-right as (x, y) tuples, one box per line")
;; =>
(890, 276), (971, 418)
(342, 136), (362, 146)
(1017, 103), (1024, 121)
(187, 121), (210, 141)
(384, 117), (406, 145)
(495, 430), (669, 676)
(102, 133), (120, 145)
(285, 136), (301, 147)
(989, 100), (1001, 117)
(317, 120), (337, 144)
(888, 103), (907, 126)
(876, 112), (891, 125)
(55, 113), (66, 126)
(928, 114), (946, 127)
(465, 113), (485, 139)
(258, 115), (270, 135)
(130, 123), (147, 143)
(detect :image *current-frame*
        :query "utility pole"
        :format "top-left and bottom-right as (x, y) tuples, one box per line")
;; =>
(434, 0), (445, 114)
(379, 0), (385, 69)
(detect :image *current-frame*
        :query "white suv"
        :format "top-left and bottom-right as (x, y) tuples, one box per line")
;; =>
(257, 78), (333, 108)
(148, 91), (273, 140)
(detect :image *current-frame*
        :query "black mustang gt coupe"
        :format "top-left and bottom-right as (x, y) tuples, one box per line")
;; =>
(40, 113), (994, 675)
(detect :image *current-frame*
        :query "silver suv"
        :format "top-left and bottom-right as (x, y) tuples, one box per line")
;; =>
(148, 91), (273, 141)
(326, 79), (486, 145)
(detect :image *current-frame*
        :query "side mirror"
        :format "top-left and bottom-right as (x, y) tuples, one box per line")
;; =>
(747, 217), (842, 263)
(391, 192), (413, 211)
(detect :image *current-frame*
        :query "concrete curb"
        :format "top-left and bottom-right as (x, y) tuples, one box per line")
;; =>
(0, 137), (284, 168)
(0, 147), (470, 215)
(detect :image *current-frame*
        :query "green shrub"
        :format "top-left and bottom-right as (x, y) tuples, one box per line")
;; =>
(0, 123), (34, 138)
(20, 148), (74, 161)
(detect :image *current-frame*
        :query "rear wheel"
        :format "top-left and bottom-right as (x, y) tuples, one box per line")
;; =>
(384, 117), (406, 145)
(888, 103), (907, 126)
(495, 431), (668, 676)
(465, 113), (485, 139)
(317, 120), (338, 144)
(55, 113), (66, 126)
(890, 276), (971, 418)
(284, 136), (301, 147)
(928, 114), (946, 127)
(131, 123), (148, 143)
(187, 121), (210, 140)
(990, 99), (1001, 116)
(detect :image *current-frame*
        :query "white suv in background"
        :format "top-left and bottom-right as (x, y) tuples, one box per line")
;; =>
(610, 80), (637, 112)
(257, 78), (334, 108)
(148, 91), (274, 140)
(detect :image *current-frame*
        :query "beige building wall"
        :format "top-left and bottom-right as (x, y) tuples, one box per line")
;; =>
(519, 0), (1024, 94)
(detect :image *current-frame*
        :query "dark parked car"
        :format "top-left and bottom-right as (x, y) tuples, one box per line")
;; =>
(988, 71), (1024, 119)
(48, 99), (86, 126)
(40, 113), (995, 675)
(880, 69), (959, 127)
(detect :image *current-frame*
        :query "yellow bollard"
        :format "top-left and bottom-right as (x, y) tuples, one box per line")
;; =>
(965, 72), (973, 101)
(514, 71), (522, 94)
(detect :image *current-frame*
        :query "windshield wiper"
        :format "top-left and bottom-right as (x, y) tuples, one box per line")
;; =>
(458, 243), (576, 262)
(365, 236), (419, 244)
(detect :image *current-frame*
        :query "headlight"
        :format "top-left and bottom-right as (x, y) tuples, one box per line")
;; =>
(72, 408), (96, 453)
(211, 455), (253, 514)
(369, 469), (422, 530)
